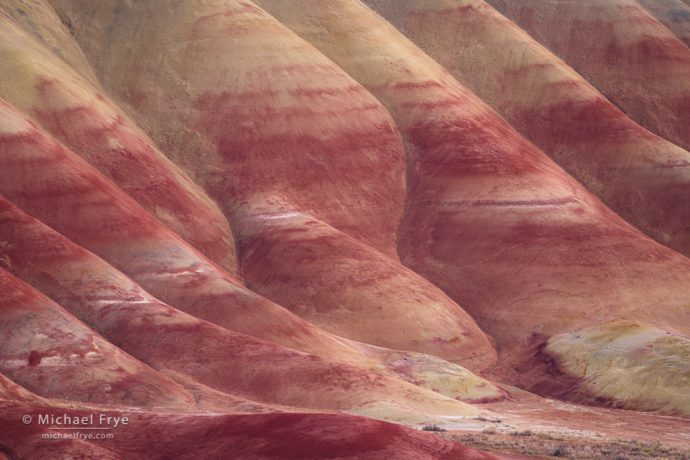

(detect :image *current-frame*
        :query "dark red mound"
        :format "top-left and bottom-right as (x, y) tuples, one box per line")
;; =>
(0, 401), (511, 459)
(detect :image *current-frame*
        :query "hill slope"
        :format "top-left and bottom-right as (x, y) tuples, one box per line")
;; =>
(365, 0), (690, 259)
(0, 0), (688, 457)
(254, 0), (690, 416)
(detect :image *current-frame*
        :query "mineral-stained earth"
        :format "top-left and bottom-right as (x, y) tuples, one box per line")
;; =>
(0, 1), (689, 458)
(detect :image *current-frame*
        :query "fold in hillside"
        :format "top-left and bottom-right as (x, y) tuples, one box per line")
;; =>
(0, 0), (98, 84)
(51, 0), (405, 259)
(0, 4), (238, 272)
(487, 0), (690, 154)
(0, 0), (686, 431)
(236, 211), (495, 369)
(0, 97), (357, 363)
(254, 0), (690, 416)
(0, 95), (500, 397)
(638, 0), (690, 47)
(0, 268), (199, 411)
(0, 195), (493, 420)
(47, 0), (497, 368)
(364, 0), (690, 261)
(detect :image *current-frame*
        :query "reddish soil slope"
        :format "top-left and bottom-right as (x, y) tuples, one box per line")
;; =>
(0, 98), (367, 364)
(0, 6), (238, 272)
(256, 0), (690, 415)
(0, 196), (490, 418)
(48, 0), (497, 367)
(237, 211), (494, 369)
(51, 0), (405, 258)
(639, 0), (690, 46)
(365, 0), (690, 259)
(0, 97), (504, 418)
(487, 0), (690, 153)
(0, 268), (198, 410)
(0, 399), (515, 459)
(1, 0), (690, 456)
